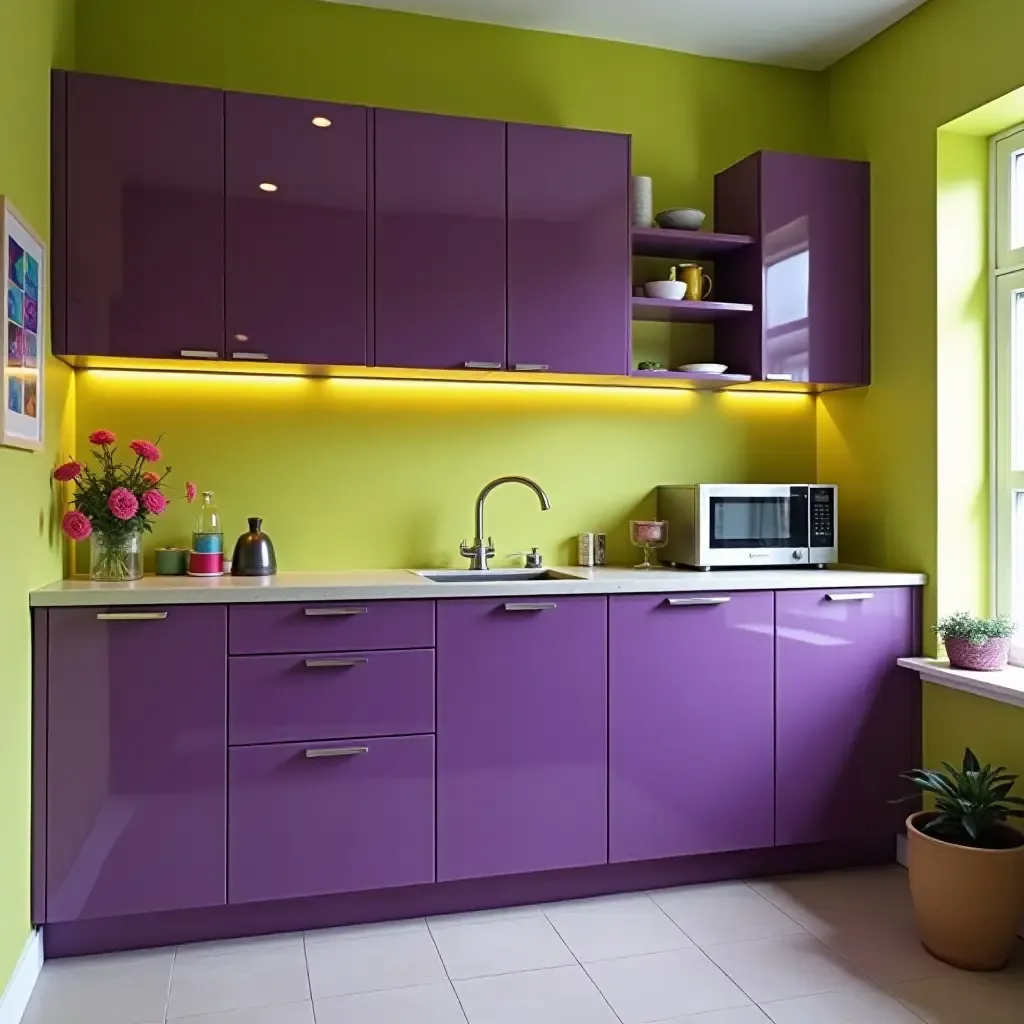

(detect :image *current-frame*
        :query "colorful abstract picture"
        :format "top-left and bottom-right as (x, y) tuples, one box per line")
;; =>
(2, 196), (45, 450)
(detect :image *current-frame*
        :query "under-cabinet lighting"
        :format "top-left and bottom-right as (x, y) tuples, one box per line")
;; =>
(258, 182), (278, 192)
(311, 117), (332, 128)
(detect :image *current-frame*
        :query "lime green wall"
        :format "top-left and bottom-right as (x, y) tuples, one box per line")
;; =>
(0, 0), (74, 993)
(822, 0), (1024, 777)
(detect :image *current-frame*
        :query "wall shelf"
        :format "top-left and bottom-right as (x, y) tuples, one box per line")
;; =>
(629, 369), (751, 390)
(632, 297), (754, 323)
(631, 227), (755, 259)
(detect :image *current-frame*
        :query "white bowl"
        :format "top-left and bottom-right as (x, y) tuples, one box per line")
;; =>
(644, 280), (688, 301)
(677, 362), (728, 374)
(655, 208), (707, 231)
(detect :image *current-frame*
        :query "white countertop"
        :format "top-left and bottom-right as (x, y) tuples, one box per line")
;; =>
(30, 565), (926, 607)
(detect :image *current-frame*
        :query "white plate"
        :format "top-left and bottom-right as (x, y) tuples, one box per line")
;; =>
(677, 363), (728, 374)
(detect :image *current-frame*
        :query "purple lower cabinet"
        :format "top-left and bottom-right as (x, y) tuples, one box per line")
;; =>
(45, 607), (227, 923)
(609, 593), (775, 863)
(436, 597), (608, 881)
(228, 735), (435, 904)
(775, 587), (917, 846)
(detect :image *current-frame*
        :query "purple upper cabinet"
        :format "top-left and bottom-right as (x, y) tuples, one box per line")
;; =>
(507, 124), (630, 375)
(45, 606), (227, 922)
(226, 94), (368, 365)
(775, 588), (918, 847)
(714, 151), (870, 387)
(609, 593), (775, 863)
(62, 73), (224, 359)
(374, 109), (506, 370)
(436, 597), (608, 881)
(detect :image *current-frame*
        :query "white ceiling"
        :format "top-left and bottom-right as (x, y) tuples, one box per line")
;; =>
(320, 0), (929, 70)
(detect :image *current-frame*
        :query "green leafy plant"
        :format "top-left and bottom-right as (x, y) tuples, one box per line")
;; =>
(933, 611), (1015, 647)
(900, 748), (1024, 849)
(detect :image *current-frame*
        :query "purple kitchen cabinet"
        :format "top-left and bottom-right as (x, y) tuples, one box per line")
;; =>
(507, 124), (629, 375)
(226, 94), (368, 365)
(609, 593), (775, 863)
(775, 588), (917, 846)
(60, 73), (225, 359)
(374, 109), (506, 370)
(436, 597), (608, 881)
(45, 607), (227, 922)
(714, 151), (870, 387)
(229, 735), (435, 903)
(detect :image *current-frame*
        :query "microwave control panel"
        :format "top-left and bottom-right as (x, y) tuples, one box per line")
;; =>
(809, 486), (836, 548)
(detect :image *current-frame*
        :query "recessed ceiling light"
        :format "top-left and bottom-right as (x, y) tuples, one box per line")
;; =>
(259, 182), (278, 192)
(312, 116), (332, 128)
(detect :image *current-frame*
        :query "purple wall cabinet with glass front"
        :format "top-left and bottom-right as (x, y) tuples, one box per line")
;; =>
(44, 606), (227, 922)
(226, 93), (368, 365)
(775, 587), (917, 846)
(507, 123), (629, 376)
(714, 151), (870, 387)
(609, 592), (775, 863)
(56, 73), (225, 359)
(436, 596), (608, 881)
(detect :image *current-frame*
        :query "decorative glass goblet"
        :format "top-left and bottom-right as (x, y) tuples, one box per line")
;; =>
(630, 520), (668, 570)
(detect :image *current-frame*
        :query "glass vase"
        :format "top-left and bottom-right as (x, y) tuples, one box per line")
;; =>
(89, 531), (143, 582)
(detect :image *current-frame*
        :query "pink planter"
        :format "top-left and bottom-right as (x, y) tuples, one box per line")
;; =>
(944, 636), (1011, 671)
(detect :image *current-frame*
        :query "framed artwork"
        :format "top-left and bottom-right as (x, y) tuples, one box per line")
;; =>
(2, 196), (45, 451)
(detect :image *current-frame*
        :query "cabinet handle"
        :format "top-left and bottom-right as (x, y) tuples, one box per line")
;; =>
(462, 361), (503, 370)
(825, 592), (875, 602)
(232, 351), (269, 361)
(304, 657), (369, 669)
(765, 373), (793, 381)
(666, 597), (731, 607)
(180, 349), (219, 360)
(504, 602), (557, 612)
(303, 607), (368, 617)
(513, 363), (549, 372)
(305, 746), (369, 759)
(96, 612), (168, 621)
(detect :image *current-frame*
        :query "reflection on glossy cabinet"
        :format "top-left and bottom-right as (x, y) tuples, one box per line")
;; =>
(374, 110), (506, 370)
(609, 593), (775, 863)
(507, 124), (629, 375)
(226, 94), (368, 365)
(59, 73), (225, 359)
(436, 596), (608, 881)
(45, 607), (227, 922)
(775, 588), (916, 846)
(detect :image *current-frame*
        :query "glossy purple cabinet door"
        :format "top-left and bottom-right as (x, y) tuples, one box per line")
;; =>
(715, 151), (869, 386)
(226, 94), (368, 365)
(374, 110), (506, 370)
(775, 588), (916, 846)
(63, 73), (224, 359)
(45, 607), (226, 922)
(437, 597), (607, 881)
(507, 124), (629, 376)
(609, 593), (775, 863)
(229, 735), (435, 903)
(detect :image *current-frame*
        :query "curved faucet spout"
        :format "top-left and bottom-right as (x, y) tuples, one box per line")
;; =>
(460, 476), (551, 571)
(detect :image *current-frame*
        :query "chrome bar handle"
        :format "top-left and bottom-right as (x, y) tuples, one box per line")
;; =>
(304, 658), (369, 669)
(303, 607), (368, 617)
(96, 612), (168, 621)
(504, 602), (557, 612)
(825, 592), (875, 602)
(512, 363), (549, 371)
(765, 373), (793, 381)
(180, 349), (219, 360)
(232, 351), (270, 360)
(666, 597), (731, 607)
(305, 746), (369, 759)
(462, 361), (503, 370)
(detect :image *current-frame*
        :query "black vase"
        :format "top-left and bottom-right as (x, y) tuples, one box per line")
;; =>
(231, 517), (277, 576)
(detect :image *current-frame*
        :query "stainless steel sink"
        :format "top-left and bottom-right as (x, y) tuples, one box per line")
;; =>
(415, 569), (583, 583)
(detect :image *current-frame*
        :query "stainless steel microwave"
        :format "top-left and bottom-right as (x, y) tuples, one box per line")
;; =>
(655, 484), (838, 570)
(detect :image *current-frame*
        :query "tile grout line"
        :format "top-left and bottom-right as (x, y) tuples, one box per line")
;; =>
(423, 919), (471, 1024)
(163, 945), (177, 1023)
(301, 933), (317, 1024)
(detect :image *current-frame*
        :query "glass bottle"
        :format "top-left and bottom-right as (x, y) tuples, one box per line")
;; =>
(192, 490), (223, 555)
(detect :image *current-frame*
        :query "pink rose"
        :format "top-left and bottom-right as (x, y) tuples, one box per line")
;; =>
(185, 481), (197, 504)
(142, 471), (161, 486)
(89, 429), (116, 446)
(108, 487), (139, 521)
(141, 489), (168, 515)
(129, 439), (161, 462)
(53, 461), (83, 482)
(61, 510), (92, 541)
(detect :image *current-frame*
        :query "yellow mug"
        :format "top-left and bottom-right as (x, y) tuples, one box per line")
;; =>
(677, 263), (712, 300)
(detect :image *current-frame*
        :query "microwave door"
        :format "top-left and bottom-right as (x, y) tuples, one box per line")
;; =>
(702, 487), (808, 567)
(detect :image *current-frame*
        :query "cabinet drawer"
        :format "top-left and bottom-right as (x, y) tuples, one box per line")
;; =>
(229, 648), (434, 745)
(228, 735), (435, 904)
(229, 600), (435, 654)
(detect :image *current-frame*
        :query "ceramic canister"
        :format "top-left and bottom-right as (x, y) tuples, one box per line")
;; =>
(631, 175), (653, 228)
(188, 550), (224, 577)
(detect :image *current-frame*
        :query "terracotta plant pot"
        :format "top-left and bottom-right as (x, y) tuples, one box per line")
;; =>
(907, 811), (1024, 970)
(944, 635), (1011, 671)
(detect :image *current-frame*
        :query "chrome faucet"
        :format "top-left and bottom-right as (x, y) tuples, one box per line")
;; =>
(460, 476), (552, 570)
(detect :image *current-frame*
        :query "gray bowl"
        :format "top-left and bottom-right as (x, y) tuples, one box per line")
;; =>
(655, 208), (706, 231)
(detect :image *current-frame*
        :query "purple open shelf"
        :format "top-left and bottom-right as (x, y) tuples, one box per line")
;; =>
(629, 369), (752, 390)
(631, 227), (755, 259)
(631, 297), (754, 323)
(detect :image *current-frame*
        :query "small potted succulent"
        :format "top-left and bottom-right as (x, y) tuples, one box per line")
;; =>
(900, 749), (1024, 970)
(933, 611), (1015, 671)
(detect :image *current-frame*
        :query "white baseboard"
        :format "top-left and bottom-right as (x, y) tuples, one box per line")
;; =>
(0, 930), (42, 1024)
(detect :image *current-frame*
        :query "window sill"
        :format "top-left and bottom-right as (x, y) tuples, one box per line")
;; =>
(898, 657), (1024, 710)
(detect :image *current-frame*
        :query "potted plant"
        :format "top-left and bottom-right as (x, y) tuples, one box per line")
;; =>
(933, 611), (1015, 671)
(901, 749), (1024, 970)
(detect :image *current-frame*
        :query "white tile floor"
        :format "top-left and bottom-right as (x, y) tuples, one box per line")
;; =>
(22, 866), (1024, 1024)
